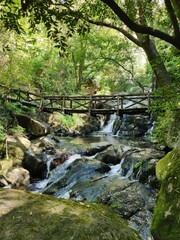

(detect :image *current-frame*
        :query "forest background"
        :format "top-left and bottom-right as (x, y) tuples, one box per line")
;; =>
(0, 0), (179, 147)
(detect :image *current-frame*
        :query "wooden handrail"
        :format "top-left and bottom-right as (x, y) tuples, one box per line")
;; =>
(0, 84), (154, 115)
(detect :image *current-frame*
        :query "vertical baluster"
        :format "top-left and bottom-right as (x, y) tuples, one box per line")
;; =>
(117, 95), (120, 115)
(89, 95), (92, 116)
(147, 91), (151, 112)
(39, 98), (44, 112)
(70, 99), (72, 109)
(121, 96), (123, 110)
(62, 96), (66, 113)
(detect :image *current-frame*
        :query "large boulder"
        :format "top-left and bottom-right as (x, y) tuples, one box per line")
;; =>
(166, 111), (180, 148)
(78, 116), (101, 135)
(42, 157), (111, 196)
(84, 142), (112, 156)
(117, 114), (150, 137)
(16, 114), (50, 137)
(4, 136), (31, 166)
(0, 135), (31, 188)
(96, 146), (120, 165)
(23, 149), (47, 179)
(6, 167), (30, 188)
(0, 189), (140, 240)
(97, 181), (156, 240)
(151, 148), (180, 240)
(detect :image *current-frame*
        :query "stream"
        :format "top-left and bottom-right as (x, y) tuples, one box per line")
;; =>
(27, 115), (164, 240)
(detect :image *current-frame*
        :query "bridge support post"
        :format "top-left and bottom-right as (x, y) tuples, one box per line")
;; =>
(39, 98), (44, 112)
(62, 96), (66, 114)
(88, 96), (92, 116)
(147, 91), (151, 113)
(116, 95), (120, 115)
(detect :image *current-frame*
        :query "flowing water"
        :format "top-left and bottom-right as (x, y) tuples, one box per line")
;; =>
(29, 115), (158, 240)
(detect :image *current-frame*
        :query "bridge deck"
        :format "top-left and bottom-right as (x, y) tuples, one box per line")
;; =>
(0, 84), (152, 115)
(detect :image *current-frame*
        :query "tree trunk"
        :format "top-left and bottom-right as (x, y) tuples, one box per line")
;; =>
(138, 35), (171, 87)
(171, 0), (180, 20)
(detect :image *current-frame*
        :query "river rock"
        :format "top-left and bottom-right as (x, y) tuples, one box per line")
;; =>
(16, 114), (50, 137)
(0, 159), (13, 178)
(78, 116), (101, 135)
(23, 148), (47, 179)
(151, 148), (180, 240)
(6, 167), (30, 189)
(112, 116), (122, 135)
(5, 136), (31, 165)
(50, 153), (68, 170)
(84, 142), (112, 156)
(6, 135), (31, 150)
(96, 146), (120, 165)
(43, 158), (111, 196)
(98, 181), (156, 240)
(117, 114), (150, 137)
(120, 147), (165, 181)
(0, 175), (9, 187)
(0, 161), (12, 187)
(0, 158), (30, 188)
(0, 188), (140, 240)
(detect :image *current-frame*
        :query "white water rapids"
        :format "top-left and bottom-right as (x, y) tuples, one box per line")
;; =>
(28, 114), (155, 240)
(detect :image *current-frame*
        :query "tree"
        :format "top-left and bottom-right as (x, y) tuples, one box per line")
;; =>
(100, 0), (180, 49)
(85, 1), (172, 87)
(0, 0), (179, 49)
(0, 0), (179, 87)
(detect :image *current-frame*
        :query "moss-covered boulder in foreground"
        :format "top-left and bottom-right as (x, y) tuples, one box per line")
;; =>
(0, 189), (140, 240)
(151, 148), (180, 240)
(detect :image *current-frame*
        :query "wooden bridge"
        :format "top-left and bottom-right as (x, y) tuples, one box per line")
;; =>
(0, 84), (153, 116)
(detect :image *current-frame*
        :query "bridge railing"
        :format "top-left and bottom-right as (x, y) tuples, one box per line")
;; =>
(42, 93), (152, 114)
(0, 84), (153, 115)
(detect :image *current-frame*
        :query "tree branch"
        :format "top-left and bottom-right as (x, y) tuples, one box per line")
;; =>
(100, 0), (180, 49)
(88, 19), (142, 47)
(101, 56), (133, 75)
(164, 0), (180, 37)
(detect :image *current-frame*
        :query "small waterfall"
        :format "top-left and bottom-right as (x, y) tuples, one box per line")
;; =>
(30, 154), (82, 192)
(100, 114), (117, 134)
(145, 121), (155, 139)
(108, 157), (125, 176)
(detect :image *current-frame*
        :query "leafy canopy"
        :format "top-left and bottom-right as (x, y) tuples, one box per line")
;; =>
(0, 0), (180, 51)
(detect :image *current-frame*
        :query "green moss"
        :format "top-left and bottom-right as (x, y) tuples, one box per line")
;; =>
(0, 159), (13, 176)
(0, 189), (140, 240)
(111, 201), (121, 210)
(133, 162), (142, 171)
(151, 148), (180, 240)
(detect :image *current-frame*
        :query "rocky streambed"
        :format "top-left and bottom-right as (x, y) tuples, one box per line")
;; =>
(1, 113), (179, 240)
(23, 134), (164, 240)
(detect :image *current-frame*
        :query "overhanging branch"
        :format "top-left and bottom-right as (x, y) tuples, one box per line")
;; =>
(88, 19), (142, 47)
(164, 0), (180, 37)
(100, 0), (180, 49)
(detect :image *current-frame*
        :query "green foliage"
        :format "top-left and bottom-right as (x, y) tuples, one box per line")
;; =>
(58, 114), (83, 130)
(0, 122), (6, 141)
(150, 83), (180, 145)
(9, 125), (25, 136)
(165, 48), (180, 82)
(0, 101), (32, 138)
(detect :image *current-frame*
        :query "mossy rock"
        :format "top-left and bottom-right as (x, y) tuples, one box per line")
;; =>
(151, 148), (180, 240)
(0, 189), (140, 240)
(0, 159), (13, 176)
